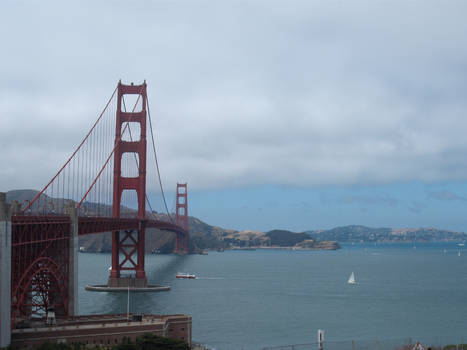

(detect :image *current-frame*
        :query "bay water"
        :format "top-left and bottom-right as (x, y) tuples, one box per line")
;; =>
(78, 242), (467, 349)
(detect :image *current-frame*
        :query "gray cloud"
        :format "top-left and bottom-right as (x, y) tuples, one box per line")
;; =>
(408, 200), (425, 214)
(428, 190), (467, 202)
(339, 194), (398, 207)
(2, 1), (467, 192)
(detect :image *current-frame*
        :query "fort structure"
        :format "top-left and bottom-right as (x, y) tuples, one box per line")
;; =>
(11, 314), (192, 348)
(0, 193), (12, 347)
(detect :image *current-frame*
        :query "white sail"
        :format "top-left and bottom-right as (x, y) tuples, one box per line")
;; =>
(348, 272), (356, 284)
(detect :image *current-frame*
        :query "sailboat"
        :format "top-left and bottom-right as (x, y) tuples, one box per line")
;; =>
(348, 272), (357, 285)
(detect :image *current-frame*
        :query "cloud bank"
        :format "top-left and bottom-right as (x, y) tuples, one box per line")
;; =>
(1, 0), (467, 192)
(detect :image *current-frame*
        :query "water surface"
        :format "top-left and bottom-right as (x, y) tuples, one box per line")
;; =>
(78, 242), (467, 349)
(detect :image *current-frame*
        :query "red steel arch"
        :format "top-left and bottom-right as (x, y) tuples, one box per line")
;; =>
(11, 257), (67, 328)
(11, 216), (70, 329)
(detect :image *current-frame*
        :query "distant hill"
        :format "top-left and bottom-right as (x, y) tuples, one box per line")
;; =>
(77, 214), (237, 254)
(222, 230), (270, 247)
(6, 189), (40, 204)
(265, 230), (311, 247)
(3, 189), (234, 253)
(308, 225), (467, 243)
(9, 190), (464, 251)
(3, 189), (340, 252)
(220, 229), (339, 250)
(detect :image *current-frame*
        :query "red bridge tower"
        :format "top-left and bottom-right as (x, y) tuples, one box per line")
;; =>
(109, 81), (148, 287)
(175, 183), (189, 254)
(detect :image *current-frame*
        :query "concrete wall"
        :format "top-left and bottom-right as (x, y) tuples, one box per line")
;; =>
(69, 207), (78, 315)
(0, 193), (11, 347)
(11, 314), (192, 348)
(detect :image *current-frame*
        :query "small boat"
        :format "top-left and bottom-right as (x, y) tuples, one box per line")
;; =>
(176, 272), (196, 279)
(458, 243), (465, 247)
(348, 272), (357, 285)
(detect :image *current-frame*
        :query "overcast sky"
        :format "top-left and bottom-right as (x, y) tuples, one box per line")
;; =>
(2, 1), (467, 232)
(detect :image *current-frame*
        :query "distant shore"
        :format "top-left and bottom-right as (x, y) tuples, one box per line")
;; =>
(226, 244), (341, 251)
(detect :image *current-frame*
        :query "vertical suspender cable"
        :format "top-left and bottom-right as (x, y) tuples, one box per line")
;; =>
(21, 86), (117, 214)
(146, 96), (173, 222)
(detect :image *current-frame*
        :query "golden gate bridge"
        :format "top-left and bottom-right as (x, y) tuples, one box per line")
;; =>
(0, 81), (190, 343)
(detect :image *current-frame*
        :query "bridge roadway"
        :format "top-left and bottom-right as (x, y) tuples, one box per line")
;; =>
(12, 215), (187, 236)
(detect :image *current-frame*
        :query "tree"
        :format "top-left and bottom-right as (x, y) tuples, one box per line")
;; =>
(112, 334), (189, 350)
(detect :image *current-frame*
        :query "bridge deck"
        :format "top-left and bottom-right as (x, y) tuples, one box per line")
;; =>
(12, 215), (187, 236)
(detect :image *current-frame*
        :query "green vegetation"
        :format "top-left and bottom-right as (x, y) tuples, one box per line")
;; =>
(114, 334), (189, 350)
(443, 345), (467, 350)
(265, 230), (311, 247)
(9, 334), (189, 350)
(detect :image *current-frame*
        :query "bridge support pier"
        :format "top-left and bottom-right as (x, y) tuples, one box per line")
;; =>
(108, 227), (148, 288)
(0, 193), (11, 347)
(107, 275), (148, 288)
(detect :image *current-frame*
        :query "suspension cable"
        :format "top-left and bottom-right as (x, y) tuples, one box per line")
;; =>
(147, 96), (173, 222)
(22, 86), (118, 214)
(76, 85), (144, 208)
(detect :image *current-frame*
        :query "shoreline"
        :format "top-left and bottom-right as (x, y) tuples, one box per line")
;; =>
(226, 245), (340, 251)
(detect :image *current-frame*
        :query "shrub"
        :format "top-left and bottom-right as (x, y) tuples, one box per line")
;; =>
(113, 334), (189, 350)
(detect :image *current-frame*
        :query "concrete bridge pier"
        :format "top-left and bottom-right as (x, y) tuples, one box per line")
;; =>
(0, 193), (12, 347)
